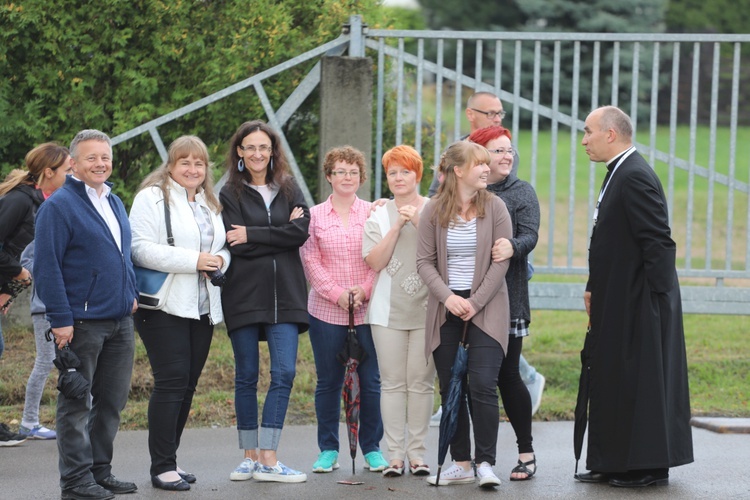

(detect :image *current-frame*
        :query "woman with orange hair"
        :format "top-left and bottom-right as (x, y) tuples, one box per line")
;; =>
(363, 145), (435, 477)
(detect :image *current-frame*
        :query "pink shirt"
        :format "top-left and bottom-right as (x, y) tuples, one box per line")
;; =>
(301, 195), (376, 325)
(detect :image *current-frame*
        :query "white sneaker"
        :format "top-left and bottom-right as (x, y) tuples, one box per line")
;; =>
(429, 407), (442, 427)
(476, 462), (502, 488)
(426, 463), (474, 485)
(527, 374), (546, 416)
(229, 458), (256, 481)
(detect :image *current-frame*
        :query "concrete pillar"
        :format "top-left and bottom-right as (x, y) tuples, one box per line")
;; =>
(318, 56), (372, 202)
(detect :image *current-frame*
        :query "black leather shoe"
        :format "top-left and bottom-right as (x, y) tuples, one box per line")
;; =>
(61, 482), (115, 500)
(151, 475), (191, 491)
(96, 474), (137, 494)
(574, 470), (610, 483)
(178, 471), (197, 484)
(609, 469), (669, 488)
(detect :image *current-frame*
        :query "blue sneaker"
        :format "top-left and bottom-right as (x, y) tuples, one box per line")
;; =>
(229, 458), (256, 481)
(312, 450), (340, 473)
(253, 461), (307, 483)
(364, 451), (388, 472)
(19, 425), (56, 440)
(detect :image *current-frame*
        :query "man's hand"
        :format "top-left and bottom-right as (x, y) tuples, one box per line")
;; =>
(52, 325), (75, 348)
(583, 291), (591, 317)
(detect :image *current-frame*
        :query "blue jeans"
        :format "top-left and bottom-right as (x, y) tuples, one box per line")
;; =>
(308, 315), (383, 454)
(57, 317), (135, 490)
(519, 354), (537, 385)
(229, 323), (298, 451)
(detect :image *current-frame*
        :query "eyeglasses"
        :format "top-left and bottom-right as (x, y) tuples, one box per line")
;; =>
(330, 170), (360, 178)
(239, 144), (272, 154)
(470, 108), (506, 119)
(487, 148), (514, 156)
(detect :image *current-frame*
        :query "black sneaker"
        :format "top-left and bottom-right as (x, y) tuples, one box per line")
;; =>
(0, 423), (28, 447)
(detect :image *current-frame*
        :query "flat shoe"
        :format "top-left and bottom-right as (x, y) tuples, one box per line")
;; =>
(510, 457), (536, 481)
(151, 475), (190, 491)
(609, 470), (669, 488)
(383, 464), (404, 477)
(410, 463), (430, 476)
(178, 471), (196, 484)
(574, 470), (609, 483)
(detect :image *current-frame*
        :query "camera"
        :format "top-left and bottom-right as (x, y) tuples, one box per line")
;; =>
(208, 268), (227, 287)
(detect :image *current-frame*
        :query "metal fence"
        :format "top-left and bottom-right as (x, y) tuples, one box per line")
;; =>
(112, 15), (750, 314)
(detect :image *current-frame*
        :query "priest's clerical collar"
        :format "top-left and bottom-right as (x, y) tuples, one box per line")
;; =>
(605, 145), (635, 169)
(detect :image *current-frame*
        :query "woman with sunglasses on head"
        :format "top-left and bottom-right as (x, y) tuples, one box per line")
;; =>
(469, 126), (540, 481)
(221, 120), (310, 484)
(417, 141), (512, 488)
(300, 146), (387, 475)
(1, 143), (71, 446)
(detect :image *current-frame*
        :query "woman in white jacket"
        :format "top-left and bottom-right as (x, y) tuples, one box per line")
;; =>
(129, 136), (230, 491)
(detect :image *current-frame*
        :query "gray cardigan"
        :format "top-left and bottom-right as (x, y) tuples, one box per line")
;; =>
(416, 195), (513, 360)
(486, 174), (540, 323)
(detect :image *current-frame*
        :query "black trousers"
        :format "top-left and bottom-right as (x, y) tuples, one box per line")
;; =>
(498, 336), (533, 454)
(433, 310), (503, 465)
(135, 309), (213, 476)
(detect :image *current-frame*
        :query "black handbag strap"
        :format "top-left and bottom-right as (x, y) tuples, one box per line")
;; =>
(164, 198), (174, 247)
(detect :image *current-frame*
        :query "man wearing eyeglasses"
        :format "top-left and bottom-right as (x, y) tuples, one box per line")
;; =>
(427, 92), (546, 427)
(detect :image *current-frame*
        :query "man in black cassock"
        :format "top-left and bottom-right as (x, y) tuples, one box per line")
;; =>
(575, 106), (694, 488)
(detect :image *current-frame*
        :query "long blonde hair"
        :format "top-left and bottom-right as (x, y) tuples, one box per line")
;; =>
(432, 141), (493, 227)
(138, 136), (221, 212)
(0, 143), (70, 197)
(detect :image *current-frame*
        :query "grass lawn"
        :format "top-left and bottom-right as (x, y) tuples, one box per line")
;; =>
(1, 310), (747, 431)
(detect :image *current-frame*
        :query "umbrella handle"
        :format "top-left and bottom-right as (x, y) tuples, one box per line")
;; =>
(348, 291), (355, 330)
(460, 321), (469, 345)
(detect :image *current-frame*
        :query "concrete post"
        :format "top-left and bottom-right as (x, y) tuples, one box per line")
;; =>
(318, 56), (373, 201)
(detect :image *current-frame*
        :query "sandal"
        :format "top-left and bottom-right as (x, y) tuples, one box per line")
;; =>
(510, 457), (537, 481)
(383, 463), (404, 477)
(409, 463), (430, 476)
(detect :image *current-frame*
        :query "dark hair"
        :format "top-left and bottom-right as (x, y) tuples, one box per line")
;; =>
(225, 120), (294, 198)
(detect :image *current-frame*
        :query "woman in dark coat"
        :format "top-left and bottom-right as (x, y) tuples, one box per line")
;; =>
(220, 120), (310, 483)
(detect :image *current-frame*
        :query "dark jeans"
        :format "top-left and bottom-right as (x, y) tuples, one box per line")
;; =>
(498, 336), (533, 454)
(433, 312), (503, 465)
(57, 317), (135, 490)
(308, 315), (383, 454)
(135, 309), (213, 476)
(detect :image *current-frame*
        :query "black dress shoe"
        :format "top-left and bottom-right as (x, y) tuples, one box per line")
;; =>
(151, 475), (191, 491)
(609, 469), (669, 488)
(61, 482), (115, 500)
(96, 474), (137, 494)
(574, 470), (610, 483)
(178, 471), (197, 483)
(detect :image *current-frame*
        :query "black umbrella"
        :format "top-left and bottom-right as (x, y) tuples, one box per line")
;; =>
(46, 329), (89, 400)
(573, 323), (594, 474)
(336, 292), (368, 475)
(434, 321), (470, 486)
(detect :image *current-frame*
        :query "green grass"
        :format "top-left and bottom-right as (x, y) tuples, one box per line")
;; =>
(1, 310), (747, 431)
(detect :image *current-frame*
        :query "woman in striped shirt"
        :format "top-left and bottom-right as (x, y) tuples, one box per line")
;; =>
(300, 146), (387, 474)
(416, 141), (513, 488)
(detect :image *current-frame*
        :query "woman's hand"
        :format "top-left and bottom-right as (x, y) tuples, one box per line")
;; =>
(397, 204), (418, 228)
(445, 294), (471, 317)
(14, 267), (31, 282)
(336, 286), (366, 311)
(492, 237), (514, 262)
(289, 206), (304, 221)
(197, 252), (222, 272)
(226, 225), (247, 246)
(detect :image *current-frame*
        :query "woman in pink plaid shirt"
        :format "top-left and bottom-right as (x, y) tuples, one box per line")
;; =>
(300, 146), (388, 474)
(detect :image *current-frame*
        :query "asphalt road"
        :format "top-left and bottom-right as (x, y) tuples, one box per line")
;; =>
(2, 420), (749, 499)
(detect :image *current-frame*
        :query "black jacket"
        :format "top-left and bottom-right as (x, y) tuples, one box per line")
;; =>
(486, 174), (540, 322)
(0, 183), (44, 283)
(219, 178), (310, 336)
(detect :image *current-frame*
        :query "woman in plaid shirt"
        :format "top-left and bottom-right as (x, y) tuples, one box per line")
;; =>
(300, 146), (388, 474)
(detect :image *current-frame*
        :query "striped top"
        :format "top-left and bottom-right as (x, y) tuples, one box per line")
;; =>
(446, 216), (476, 290)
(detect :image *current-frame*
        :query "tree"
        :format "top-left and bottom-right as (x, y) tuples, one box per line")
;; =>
(0, 1), (387, 205)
